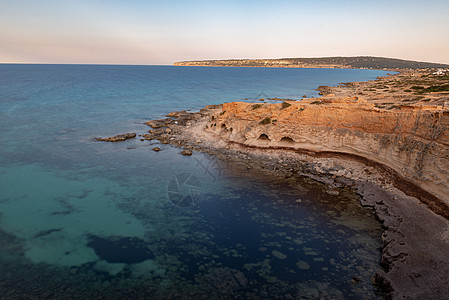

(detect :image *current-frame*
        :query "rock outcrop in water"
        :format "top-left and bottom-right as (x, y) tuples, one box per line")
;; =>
(96, 132), (136, 142)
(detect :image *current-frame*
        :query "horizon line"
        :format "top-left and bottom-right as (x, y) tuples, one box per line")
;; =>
(0, 62), (171, 66)
(2, 55), (449, 67)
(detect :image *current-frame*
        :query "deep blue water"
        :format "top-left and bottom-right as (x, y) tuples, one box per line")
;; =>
(0, 64), (388, 298)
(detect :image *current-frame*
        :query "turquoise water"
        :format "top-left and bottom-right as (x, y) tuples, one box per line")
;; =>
(0, 65), (388, 298)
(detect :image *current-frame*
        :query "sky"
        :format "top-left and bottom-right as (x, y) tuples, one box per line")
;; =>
(1, 0), (449, 65)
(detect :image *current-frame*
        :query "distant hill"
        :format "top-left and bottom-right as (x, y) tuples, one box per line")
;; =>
(174, 56), (449, 70)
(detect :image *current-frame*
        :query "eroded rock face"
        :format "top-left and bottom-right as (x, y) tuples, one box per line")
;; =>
(96, 132), (136, 142)
(206, 99), (449, 210)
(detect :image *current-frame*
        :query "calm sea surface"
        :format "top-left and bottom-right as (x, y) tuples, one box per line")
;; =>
(0, 65), (388, 298)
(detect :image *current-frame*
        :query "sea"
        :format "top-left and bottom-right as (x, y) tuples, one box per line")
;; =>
(0, 64), (389, 299)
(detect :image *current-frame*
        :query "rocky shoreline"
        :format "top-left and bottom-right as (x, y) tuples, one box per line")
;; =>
(98, 69), (449, 298)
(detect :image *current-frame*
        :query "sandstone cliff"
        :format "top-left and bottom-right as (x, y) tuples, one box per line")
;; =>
(205, 99), (449, 215)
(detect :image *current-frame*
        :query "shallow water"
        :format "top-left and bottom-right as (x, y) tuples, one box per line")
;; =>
(0, 64), (388, 298)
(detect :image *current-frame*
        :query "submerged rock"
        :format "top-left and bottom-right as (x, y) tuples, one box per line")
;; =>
(296, 260), (311, 270)
(272, 250), (287, 259)
(87, 235), (154, 264)
(203, 268), (248, 293)
(96, 132), (136, 142)
(352, 276), (361, 284)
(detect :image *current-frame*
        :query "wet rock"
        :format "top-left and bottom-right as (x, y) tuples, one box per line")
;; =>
(148, 128), (166, 135)
(96, 132), (136, 142)
(142, 133), (155, 140)
(181, 149), (193, 156)
(326, 190), (340, 196)
(152, 147), (161, 152)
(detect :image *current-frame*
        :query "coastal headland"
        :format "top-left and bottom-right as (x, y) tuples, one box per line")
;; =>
(174, 56), (449, 70)
(98, 62), (449, 298)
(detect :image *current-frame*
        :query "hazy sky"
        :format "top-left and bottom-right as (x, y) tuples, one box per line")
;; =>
(1, 0), (448, 65)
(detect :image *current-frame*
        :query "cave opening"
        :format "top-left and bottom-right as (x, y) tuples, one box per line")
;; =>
(258, 134), (270, 141)
(280, 137), (295, 144)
